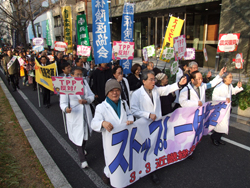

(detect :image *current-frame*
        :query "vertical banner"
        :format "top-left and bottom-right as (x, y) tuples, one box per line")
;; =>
(61, 6), (73, 53)
(121, 3), (135, 74)
(76, 14), (92, 61)
(160, 16), (184, 62)
(92, 0), (112, 64)
(46, 20), (52, 46)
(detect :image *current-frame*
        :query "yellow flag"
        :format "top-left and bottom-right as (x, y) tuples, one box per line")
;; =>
(160, 16), (184, 62)
(61, 6), (73, 53)
(35, 59), (57, 91)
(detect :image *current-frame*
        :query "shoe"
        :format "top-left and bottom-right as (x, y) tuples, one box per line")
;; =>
(102, 173), (110, 185)
(212, 139), (219, 146)
(81, 161), (88, 169)
(84, 150), (87, 155)
(152, 173), (160, 184)
(218, 140), (226, 145)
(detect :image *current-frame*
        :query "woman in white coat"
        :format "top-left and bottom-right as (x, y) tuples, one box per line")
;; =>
(60, 67), (95, 168)
(211, 72), (243, 146)
(91, 79), (133, 185)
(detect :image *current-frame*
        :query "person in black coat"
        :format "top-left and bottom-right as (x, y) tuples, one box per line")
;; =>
(40, 56), (51, 108)
(155, 73), (176, 116)
(91, 63), (112, 104)
(127, 63), (142, 92)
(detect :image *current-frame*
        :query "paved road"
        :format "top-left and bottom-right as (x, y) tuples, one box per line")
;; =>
(0, 70), (250, 188)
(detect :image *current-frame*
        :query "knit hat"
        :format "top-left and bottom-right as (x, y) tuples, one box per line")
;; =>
(155, 73), (166, 81)
(105, 79), (121, 96)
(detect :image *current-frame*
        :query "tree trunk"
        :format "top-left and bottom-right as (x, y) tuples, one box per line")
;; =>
(31, 20), (37, 38)
(20, 28), (28, 49)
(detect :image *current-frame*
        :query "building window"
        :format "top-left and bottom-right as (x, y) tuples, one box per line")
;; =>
(54, 16), (61, 27)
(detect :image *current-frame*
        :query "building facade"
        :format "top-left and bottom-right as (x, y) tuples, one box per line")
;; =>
(110, 0), (250, 74)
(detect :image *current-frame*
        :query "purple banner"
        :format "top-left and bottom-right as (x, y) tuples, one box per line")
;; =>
(102, 101), (230, 187)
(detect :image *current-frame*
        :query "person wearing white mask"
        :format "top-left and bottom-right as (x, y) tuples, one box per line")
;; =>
(211, 72), (243, 146)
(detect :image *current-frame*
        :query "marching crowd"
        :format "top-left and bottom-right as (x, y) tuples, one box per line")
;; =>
(0, 47), (244, 185)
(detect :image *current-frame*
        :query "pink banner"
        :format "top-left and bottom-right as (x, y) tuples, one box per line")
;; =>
(112, 41), (134, 60)
(173, 35), (186, 60)
(52, 76), (84, 95)
(77, 45), (91, 57)
(184, 48), (195, 60)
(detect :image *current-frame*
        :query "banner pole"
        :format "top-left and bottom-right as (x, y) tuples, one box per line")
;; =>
(37, 83), (41, 107)
(161, 15), (171, 72)
(62, 111), (67, 134)
(239, 69), (241, 82)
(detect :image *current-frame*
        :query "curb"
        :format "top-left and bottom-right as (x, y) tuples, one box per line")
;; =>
(0, 77), (72, 188)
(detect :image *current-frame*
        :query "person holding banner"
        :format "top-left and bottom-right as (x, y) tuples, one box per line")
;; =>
(179, 67), (227, 108)
(60, 66), (95, 169)
(131, 69), (187, 121)
(211, 73), (243, 146)
(40, 56), (52, 108)
(91, 79), (134, 185)
(2, 49), (20, 91)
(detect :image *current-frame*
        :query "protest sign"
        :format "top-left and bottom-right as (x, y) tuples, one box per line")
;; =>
(142, 48), (148, 62)
(102, 101), (230, 187)
(33, 46), (44, 52)
(120, 2), (135, 74)
(92, 0), (112, 64)
(54, 41), (68, 51)
(143, 45), (155, 57)
(160, 16), (184, 61)
(52, 76), (84, 95)
(7, 56), (17, 70)
(112, 41), (134, 60)
(173, 35), (186, 60)
(76, 14), (92, 61)
(203, 48), (208, 62)
(35, 59), (57, 91)
(184, 48), (195, 60)
(217, 33), (240, 52)
(77, 45), (91, 57)
(17, 57), (26, 66)
(32, 38), (44, 46)
(161, 47), (174, 61)
(233, 53), (244, 69)
(61, 6), (73, 53)
(47, 55), (55, 62)
(170, 61), (179, 75)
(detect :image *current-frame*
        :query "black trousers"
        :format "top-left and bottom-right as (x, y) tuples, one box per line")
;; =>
(9, 74), (19, 90)
(211, 131), (223, 141)
(77, 140), (86, 162)
(41, 85), (50, 105)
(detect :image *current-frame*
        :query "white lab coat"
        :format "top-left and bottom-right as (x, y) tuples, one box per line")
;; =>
(131, 83), (180, 120)
(212, 82), (243, 134)
(174, 67), (184, 103)
(60, 79), (95, 146)
(179, 75), (222, 107)
(91, 99), (133, 178)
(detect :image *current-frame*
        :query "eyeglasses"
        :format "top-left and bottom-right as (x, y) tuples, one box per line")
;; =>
(74, 74), (83, 77)
(148, 78), (157, 82)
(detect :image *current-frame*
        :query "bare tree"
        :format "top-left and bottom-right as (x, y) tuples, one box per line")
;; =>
(0, 0), (57, 48)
